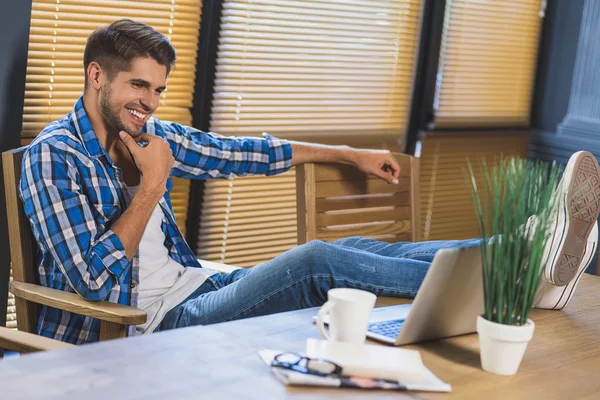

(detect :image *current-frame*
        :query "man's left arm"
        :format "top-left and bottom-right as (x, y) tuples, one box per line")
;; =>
(164, 123), (292, 179)
(289, 141), (400, 184)
(163, 122), (400, 183)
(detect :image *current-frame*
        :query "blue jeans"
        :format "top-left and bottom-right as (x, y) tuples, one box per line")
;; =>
(157, 237), (481, 331)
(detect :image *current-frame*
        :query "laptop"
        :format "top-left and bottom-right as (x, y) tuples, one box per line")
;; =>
(315, 246), (484, 346)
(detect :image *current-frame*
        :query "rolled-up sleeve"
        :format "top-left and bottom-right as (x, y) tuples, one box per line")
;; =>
(162, 122), (292, 179)
(20, 143), (129, 301)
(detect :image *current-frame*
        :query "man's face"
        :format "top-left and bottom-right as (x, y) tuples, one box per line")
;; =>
(99, 57), (167, 138)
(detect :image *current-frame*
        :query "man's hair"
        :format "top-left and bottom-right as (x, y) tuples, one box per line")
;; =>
(83, 19), (176, 86)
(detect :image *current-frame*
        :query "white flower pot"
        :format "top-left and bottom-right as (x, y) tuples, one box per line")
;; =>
(476, 315), (535, 376)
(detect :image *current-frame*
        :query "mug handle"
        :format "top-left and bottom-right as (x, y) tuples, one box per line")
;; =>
(316, 301), (335, 340)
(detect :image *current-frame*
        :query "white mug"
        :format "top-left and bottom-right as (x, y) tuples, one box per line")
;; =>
(316, 288), (377, 344)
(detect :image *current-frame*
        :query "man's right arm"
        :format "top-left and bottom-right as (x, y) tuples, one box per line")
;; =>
(21, 142), (131, 302)
(20, 134), (173, 301)
(112, 131), (174, 259)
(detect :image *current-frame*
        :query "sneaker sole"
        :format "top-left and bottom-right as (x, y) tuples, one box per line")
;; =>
(554, 240), (596, 309)
(548, 151), (600, 286)
(535, 226), (597, 310)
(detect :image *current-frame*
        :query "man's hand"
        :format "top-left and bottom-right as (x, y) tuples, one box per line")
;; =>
(351, 149), (401, 184)
(290, 142), (401, 184)
(119, 131), (174, 192)
(111, 132), (174, 260)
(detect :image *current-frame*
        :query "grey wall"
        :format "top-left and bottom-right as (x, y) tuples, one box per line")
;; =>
(531, 0), (584, 133)
(530, 0), (600, 162)
(0, 0), (31, 354)
(530, 0), (600, 274)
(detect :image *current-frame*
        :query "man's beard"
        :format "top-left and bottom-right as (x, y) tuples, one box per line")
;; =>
(100, 84), (142, 138)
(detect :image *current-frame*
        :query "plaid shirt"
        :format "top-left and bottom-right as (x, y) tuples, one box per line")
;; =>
(20, 97), (292, 344)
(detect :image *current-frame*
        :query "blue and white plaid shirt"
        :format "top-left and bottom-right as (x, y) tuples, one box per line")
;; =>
(20, 97), (292, 344)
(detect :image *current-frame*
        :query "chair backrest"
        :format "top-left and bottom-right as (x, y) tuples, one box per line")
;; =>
(296, 153), (420, 244)
(2, 146), (39, 334)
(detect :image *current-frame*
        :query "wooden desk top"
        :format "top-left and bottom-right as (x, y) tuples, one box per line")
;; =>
(1, 275), (600, 400)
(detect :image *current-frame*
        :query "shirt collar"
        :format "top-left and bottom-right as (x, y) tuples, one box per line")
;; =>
(70, 96), (106, 160)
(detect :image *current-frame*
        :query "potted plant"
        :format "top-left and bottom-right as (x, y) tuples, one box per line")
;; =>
(466, 157), (562, 375)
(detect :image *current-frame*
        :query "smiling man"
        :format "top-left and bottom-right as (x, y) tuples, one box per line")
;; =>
(20, 19), (600, 344)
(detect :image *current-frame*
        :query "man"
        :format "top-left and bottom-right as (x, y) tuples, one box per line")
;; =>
(20, 20), (600, 344)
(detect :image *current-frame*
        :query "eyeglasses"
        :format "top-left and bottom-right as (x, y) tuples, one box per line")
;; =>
(271, 352), (343, 377)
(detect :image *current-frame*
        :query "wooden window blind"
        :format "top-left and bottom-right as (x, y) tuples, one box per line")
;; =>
(419, 132), (529, 241)
(196, 0), (424, 267)
(432, 0), (544, 128)
(10, 0), (204, 327)
(195, 170), (298, 268)
(210, 0), (423, 139)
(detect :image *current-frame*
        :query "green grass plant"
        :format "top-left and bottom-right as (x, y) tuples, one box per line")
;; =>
(466, 157), (562, 326)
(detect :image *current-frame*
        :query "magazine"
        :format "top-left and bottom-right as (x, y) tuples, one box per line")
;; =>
(258, 349), (452, 393)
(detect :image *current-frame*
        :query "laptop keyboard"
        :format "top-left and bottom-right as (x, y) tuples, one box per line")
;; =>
(368, 319), (405, 339)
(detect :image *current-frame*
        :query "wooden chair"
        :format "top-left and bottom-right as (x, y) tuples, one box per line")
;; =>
(0, 146), (146, 354)
(296, 152), (420, 244)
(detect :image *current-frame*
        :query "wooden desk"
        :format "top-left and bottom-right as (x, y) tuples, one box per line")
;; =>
(1, 275), (600, 400)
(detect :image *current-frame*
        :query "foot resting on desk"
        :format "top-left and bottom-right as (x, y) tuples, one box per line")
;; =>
(534, 151), (600, 310)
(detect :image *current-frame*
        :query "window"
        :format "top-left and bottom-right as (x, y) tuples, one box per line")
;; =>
(196, 0), (424, 266)
(431, 0), (544, 127)
(419, 0), (544, 241)
(419, 131), (529, 241)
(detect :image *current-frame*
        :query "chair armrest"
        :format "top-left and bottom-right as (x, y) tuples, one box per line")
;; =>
(10, 281), (146, 325)
(0, 326), (75, 354)
(198, 258), (242, 273)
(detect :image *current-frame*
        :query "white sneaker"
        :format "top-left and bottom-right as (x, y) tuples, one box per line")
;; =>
(542, 151), (600, 286)
(534, 222), (597, 310)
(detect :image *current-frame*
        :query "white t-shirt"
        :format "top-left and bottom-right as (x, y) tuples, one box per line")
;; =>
(125, 185), (217, 334)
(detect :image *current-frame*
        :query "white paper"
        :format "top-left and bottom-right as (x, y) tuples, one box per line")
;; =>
(259, 349), (452, 393)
